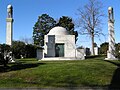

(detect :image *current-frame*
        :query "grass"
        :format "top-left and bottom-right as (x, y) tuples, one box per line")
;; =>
(0, 56), (119, 88)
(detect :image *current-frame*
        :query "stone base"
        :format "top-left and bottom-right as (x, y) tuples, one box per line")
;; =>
(105, 51), (118, 60)
(105, 57), (118, 60)
(39, 57), (85, 61)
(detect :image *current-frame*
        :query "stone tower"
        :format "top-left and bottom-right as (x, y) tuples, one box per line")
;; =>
(6, 4), (13, 46)
(105, 7), (117, 60)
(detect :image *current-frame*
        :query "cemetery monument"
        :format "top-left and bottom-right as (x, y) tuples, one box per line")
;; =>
(105, 7), (117, 60)
(37, 26), (85, 60)
(6, 5), (15, 62)
(6, 4), (13, 46)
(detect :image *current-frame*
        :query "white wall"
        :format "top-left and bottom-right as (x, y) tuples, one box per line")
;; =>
(44, 35), (76, 58)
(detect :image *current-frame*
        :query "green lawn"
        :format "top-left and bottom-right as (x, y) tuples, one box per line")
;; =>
(0, 56), (119, 88)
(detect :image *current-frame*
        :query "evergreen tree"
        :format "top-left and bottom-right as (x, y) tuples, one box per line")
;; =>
(33, 14), (56, 46)
(100, 42), (108, 55)
(57, 16), (78, 42)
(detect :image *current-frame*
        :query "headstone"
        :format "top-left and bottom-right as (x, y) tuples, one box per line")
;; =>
(94, 47), (99, 55)
(105, 7), (117, 60)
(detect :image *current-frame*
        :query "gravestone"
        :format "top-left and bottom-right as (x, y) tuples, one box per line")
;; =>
(37, 47), (44, 60)
(94, 47), (99, 55)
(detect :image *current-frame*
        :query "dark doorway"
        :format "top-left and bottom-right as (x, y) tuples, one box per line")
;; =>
(55, 44), (64, 57)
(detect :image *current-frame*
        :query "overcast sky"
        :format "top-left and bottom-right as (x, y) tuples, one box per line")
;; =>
(0, 0), (120, 47)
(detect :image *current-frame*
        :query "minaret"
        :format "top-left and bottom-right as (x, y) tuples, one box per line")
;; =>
(6, 4), (13, 46)
(105, 7), (117, 60)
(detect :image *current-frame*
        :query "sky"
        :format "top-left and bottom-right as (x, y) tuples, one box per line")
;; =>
(0, 0), (120, 48)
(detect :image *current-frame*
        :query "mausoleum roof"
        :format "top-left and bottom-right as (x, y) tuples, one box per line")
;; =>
(48, 26), (69, 35)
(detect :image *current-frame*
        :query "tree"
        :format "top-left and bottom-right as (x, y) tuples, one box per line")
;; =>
(25, 44), (37, 58)
(77, 0), (104, 55)
(115, 43), (120, 58)
(0, 44), (11, 53)
(20, 37), (33, 44)
(0, 44), (11, 67)
(33, 14), (56, 46)
(11, 41), (37, 59)
(57, 16), (78, 42)
(99, 42), (108, 55)
(94, 43), (97, 47)
(12, 41), (26, 58)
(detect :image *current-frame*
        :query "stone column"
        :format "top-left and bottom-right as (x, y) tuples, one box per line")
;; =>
(105, 7), (117, 60)
(6, 5), (15, 62)
(6, 5), (13, 46)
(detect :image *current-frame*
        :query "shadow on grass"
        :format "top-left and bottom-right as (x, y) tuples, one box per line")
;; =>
(104, 60), (120, 89)
(85, 55), (106, 60)
(0, 62), (45, 73)
(0, 65), (9, 72)
(10, 63), (45, 71)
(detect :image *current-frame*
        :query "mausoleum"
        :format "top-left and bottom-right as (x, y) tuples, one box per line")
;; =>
(37, 26), (85, 60)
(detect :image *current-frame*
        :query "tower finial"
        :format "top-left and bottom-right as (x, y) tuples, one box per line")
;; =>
(7, 4), (13, 18)
(108, 7), (114, 21)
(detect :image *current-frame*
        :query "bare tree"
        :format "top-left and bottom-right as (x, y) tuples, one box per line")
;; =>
(20, 37), (33, 45)
(77, 0), (105, 55)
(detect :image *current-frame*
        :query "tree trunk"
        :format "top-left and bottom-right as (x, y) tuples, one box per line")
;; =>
(91, 34), (95, 55)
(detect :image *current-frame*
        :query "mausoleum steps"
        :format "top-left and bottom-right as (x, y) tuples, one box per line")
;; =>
(39, 57), (84, 61)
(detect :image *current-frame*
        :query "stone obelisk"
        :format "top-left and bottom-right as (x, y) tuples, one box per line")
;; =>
(105, 7), (117, 60)
(6, 5), (13, 46)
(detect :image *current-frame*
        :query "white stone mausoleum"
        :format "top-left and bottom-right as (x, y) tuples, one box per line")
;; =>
(37, 26), (85, 60)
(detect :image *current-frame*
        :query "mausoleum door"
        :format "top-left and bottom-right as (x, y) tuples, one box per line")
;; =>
(55, 44), (64, 57)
